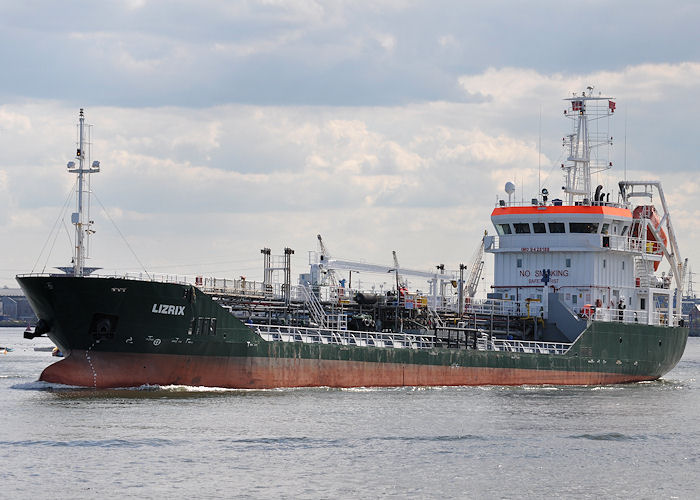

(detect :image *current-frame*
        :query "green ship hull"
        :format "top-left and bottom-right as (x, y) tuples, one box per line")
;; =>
(17, 275), (689, 388)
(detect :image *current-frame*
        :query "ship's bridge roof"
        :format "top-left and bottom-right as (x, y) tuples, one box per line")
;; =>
(491, 205), (632, 219)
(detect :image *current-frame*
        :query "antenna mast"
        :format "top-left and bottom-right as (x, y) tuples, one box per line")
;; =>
(67, 109), (100, 277)
(561, 87), (615, 205)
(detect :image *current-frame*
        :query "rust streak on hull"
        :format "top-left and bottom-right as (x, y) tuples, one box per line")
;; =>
(41, 351), (653, 389)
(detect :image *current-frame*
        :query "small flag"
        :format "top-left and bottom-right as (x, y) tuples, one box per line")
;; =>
(609, 100), (616, 112)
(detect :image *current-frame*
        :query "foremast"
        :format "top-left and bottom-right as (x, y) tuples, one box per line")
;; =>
(562, 87), (616, 205)
(66, 109), (100, 277)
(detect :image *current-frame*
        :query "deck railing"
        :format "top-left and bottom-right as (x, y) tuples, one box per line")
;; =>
(488, 338), (570, 355)
(486, 233), (664, 257)
(465, 297), (686, 328)
(252, 324), (572, 355)
(254, 324), (436, 349)
(591, 307), (688, 328)
(19, 271), (688, 329)
(465, 298), (546, 318)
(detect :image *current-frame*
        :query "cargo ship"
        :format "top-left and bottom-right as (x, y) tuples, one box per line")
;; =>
(18, 92), (690, 388)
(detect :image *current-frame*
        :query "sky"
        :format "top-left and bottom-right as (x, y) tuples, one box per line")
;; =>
(1, 0), (699, 294)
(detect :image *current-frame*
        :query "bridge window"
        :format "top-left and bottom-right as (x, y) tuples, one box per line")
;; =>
(548, 222), (565, 233)
(532, 223), (546, 233)
(602, 223), (610, 234)
(517, 258), (523, 268)
(496, 223), (512, 235)
(569, 222), (599, 233)
(514, 223), (531, 234)
(621, 225), (629, 236)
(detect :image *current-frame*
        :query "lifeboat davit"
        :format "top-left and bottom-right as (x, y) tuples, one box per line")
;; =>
(632, 205), (667, 271)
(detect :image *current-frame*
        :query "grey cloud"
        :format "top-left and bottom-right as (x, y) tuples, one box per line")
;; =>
(1, 0), (700, 286)
(2, 2), (698, 107)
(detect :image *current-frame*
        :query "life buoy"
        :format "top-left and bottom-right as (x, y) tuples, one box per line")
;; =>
(581, 304), (594, 318)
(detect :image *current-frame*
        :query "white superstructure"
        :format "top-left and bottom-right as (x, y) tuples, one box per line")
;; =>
(485, 90), (685, 329)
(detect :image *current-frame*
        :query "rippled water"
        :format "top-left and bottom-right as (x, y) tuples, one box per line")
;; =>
(1, 327), (698, 499)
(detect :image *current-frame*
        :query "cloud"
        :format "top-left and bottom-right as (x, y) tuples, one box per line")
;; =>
(458, 63), (700, 105)
(2, 1), (696, 108)
(373, 33), (396, 53)
(212, 30), (306, 58)
(0, 108), (32, 133)
(1, 59), (700, 288)
(0, 169), (9, 225)
(437, 34), (458, 49)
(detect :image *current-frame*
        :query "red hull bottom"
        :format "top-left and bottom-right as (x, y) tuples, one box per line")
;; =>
(40, 350), (653, 388)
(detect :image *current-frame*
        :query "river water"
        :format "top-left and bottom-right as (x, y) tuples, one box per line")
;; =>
(1, 327), (698, 499)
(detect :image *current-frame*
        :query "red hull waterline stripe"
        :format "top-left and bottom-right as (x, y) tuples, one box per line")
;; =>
(41, 351), (652, 388)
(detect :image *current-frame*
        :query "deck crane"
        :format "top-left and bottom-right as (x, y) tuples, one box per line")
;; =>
(317, 234), (339, 286)
(465, 233), (486, 298)
(392, 250), (409, 290)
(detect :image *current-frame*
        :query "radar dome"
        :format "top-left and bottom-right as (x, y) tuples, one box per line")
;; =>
(505, 182), (516, 195)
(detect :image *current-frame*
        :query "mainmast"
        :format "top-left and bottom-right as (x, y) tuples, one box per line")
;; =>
(66, 109), (100, 277)
(562, 87), (616, 205)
